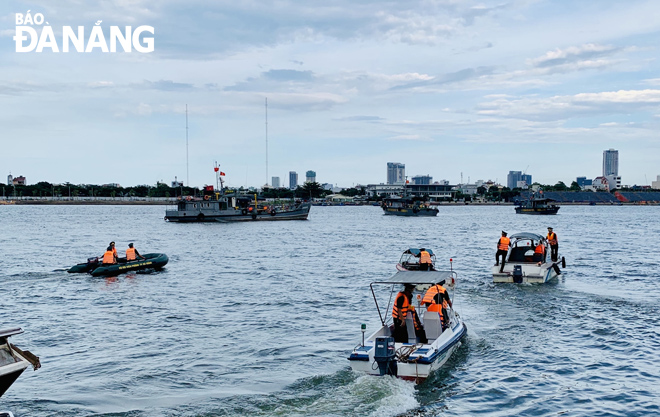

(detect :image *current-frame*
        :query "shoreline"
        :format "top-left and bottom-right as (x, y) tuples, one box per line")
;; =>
(2, 200), (657, 206)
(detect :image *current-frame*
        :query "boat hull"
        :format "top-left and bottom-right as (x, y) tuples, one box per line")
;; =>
(0, 367), (27, 398)
(515, 206), (560, 215)
(492, 261), (561, 284)
(348, 320), (467, 382)
(68, 253), (168, 276)
(382, 207), (438, 216)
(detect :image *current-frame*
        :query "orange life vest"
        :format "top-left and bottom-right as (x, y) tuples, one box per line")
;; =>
(419, 250), (432, 264)
(126, 247), (136, 261)
(422, 284), (448, 308)
(547, 232), (557, 245)
(102, 250), (115, 264)
(426, 303), (444, 321)
(498, 236), (510, 251)
(535, 244), (545, 254)
(392, 292), (410, 322)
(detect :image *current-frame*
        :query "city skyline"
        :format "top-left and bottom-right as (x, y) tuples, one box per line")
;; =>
(2, 1), (660, 188)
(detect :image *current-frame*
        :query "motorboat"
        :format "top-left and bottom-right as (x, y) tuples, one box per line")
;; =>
(348, 270), (467, 383)
(0, 328), (40, 398)
(68, 253), (169, 277)
(381, 196), (438, 217)
(515, 192), (560, 215)
(396, 248), (437, 271)
(492, 232), (566, 283)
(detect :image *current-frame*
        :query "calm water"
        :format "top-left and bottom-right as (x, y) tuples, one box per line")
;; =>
(1, 205), (660, 417)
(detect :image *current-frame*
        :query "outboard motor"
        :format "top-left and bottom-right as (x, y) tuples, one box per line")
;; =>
(374, 336), (397, 377)
(513, 265), (523, 283)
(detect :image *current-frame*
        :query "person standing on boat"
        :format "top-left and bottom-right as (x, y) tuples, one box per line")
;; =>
(418, 248), (433, 271)
(392, 284), (426, 343)
(422, 280), (452, 310)
(126, 243), (145, 262)
(496, 231), (510, 273)
(533, 240), (546, 264)
(102, 243), (118, 265)
(547, 227), (559, 262)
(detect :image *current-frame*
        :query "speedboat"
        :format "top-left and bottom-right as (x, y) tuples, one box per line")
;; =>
(492, 232), (566, 283)
(348, 270), (467, 383)
(68, 253), (169, 277)
(0, 328), (40, 398)
(396, 248), (437, 271)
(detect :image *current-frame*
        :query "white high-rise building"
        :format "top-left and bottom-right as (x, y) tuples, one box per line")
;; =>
(289, 171), (298, 189)
(272, 177), (280, 188)
(387, 162), (405, 185)
(603, 149), (619, 177)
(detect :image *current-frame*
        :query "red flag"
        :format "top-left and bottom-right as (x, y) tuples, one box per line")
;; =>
(214, 167), (219, 172)
(406, 180), (409, 184)
(220, 171), (226, 176)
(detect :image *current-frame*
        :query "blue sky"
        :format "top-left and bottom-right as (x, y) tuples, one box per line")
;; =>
(1, 0), (659, 188)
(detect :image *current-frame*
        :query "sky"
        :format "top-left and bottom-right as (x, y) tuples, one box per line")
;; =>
(1, 0), (659, 189)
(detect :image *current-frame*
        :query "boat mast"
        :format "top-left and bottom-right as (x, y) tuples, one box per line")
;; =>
(265, 97), (268, 187)
(186, 104), (189, 187)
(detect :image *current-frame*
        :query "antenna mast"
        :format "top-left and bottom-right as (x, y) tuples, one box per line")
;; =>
(186, 104), (189, 187)
(265, 97), (268, 187)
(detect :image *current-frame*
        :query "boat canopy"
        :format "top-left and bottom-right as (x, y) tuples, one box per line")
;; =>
(375, 270), (454, 285)
(402, 248), (435, 256)
(510, 232), (544, 241)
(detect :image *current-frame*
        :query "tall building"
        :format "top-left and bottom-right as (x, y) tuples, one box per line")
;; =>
(411, 175), (432, 185)
(387, 162), (405, 185)
(272, 176), (280, 188)
(289, 171), (298, 189)
(306, 170), (316, 183)
(603, 148), (619, 176)
(507, 171), (532, 189)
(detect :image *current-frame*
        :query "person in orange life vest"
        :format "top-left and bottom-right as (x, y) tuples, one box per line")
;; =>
(426, 293), (450, 330)
(102, 242), (118, 264)
(547, 227), (558, 262)
(533, 239), (546, 264)
(496, 231), (510, 273)
(418, 248), (433, 271)
(392, 284), (427, 343)
(422, 280), (452, 309)
(126, 243), (145, 262)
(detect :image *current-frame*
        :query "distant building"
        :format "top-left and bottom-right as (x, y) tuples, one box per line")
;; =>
(289, 171), (298, 189)
(386, 162), (405, 185)
(411, 175), (432, 185)
(603, 148), (619, 176)
(576, 177), (592, 189)
(305, 170), (316, 183)
(7, 174), (12, 185)
(366, 183), (455, 201)
(593, 176), (610, 191)
(12, 176), (26, 185)
(102, 183), (121, 188)
(507, 171), (532, 189)
(652, 176), (660, 190)
(605, 175), (621, 190)
(171, 176), (183, 188)
(272, 176), (280, 188)
(321, 183), (333, 191)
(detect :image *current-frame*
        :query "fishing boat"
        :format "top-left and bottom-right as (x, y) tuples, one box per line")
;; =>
(381, 196), (438, 217)
(68, 253), (169, 277)
(348, 270), (467, 383)
(396, 248), (437, 271)
(492, 232), (565, 283)
(515, 192), (560, 215)
(0, 328), (40, 398)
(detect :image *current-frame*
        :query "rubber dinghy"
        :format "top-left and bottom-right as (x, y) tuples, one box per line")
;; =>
(67, 253), (169, 277)
(348, 270), (467, 383)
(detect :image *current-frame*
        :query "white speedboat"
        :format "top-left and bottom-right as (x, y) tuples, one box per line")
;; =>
(492, 232), (565, 284)
(0, 328), (40, 398)
(348, 271), (467, 383)
(395, 248), (437, 271)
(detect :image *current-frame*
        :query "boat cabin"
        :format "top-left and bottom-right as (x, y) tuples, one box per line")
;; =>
(397, 248), (436, 271)
(506, 232), (548, 264)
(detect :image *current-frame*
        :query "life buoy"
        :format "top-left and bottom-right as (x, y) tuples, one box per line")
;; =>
(241, 208), (247, 215)
(204, 195), (210, 200)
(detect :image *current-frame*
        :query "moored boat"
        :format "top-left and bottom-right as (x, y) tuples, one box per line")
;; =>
(0, 328), (40, 398)
(492, 232), (565, 283)
(348, 270), (467, 383)
(381, 196), (438, 217)
(68, 253), (169, 276)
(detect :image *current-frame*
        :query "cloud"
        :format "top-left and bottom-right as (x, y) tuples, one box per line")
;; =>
(133, 80), (195, 91)
(476, 89), (660, 121)
(387, 134), (432, 142)
(335, 115), (384, 122)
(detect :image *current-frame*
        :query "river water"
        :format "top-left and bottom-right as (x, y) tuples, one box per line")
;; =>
(1, 205), (659, 416)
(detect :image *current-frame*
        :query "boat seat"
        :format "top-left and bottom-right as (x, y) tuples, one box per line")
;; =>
(423, 310), (444, 340)
(405, 315), (416, 343)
